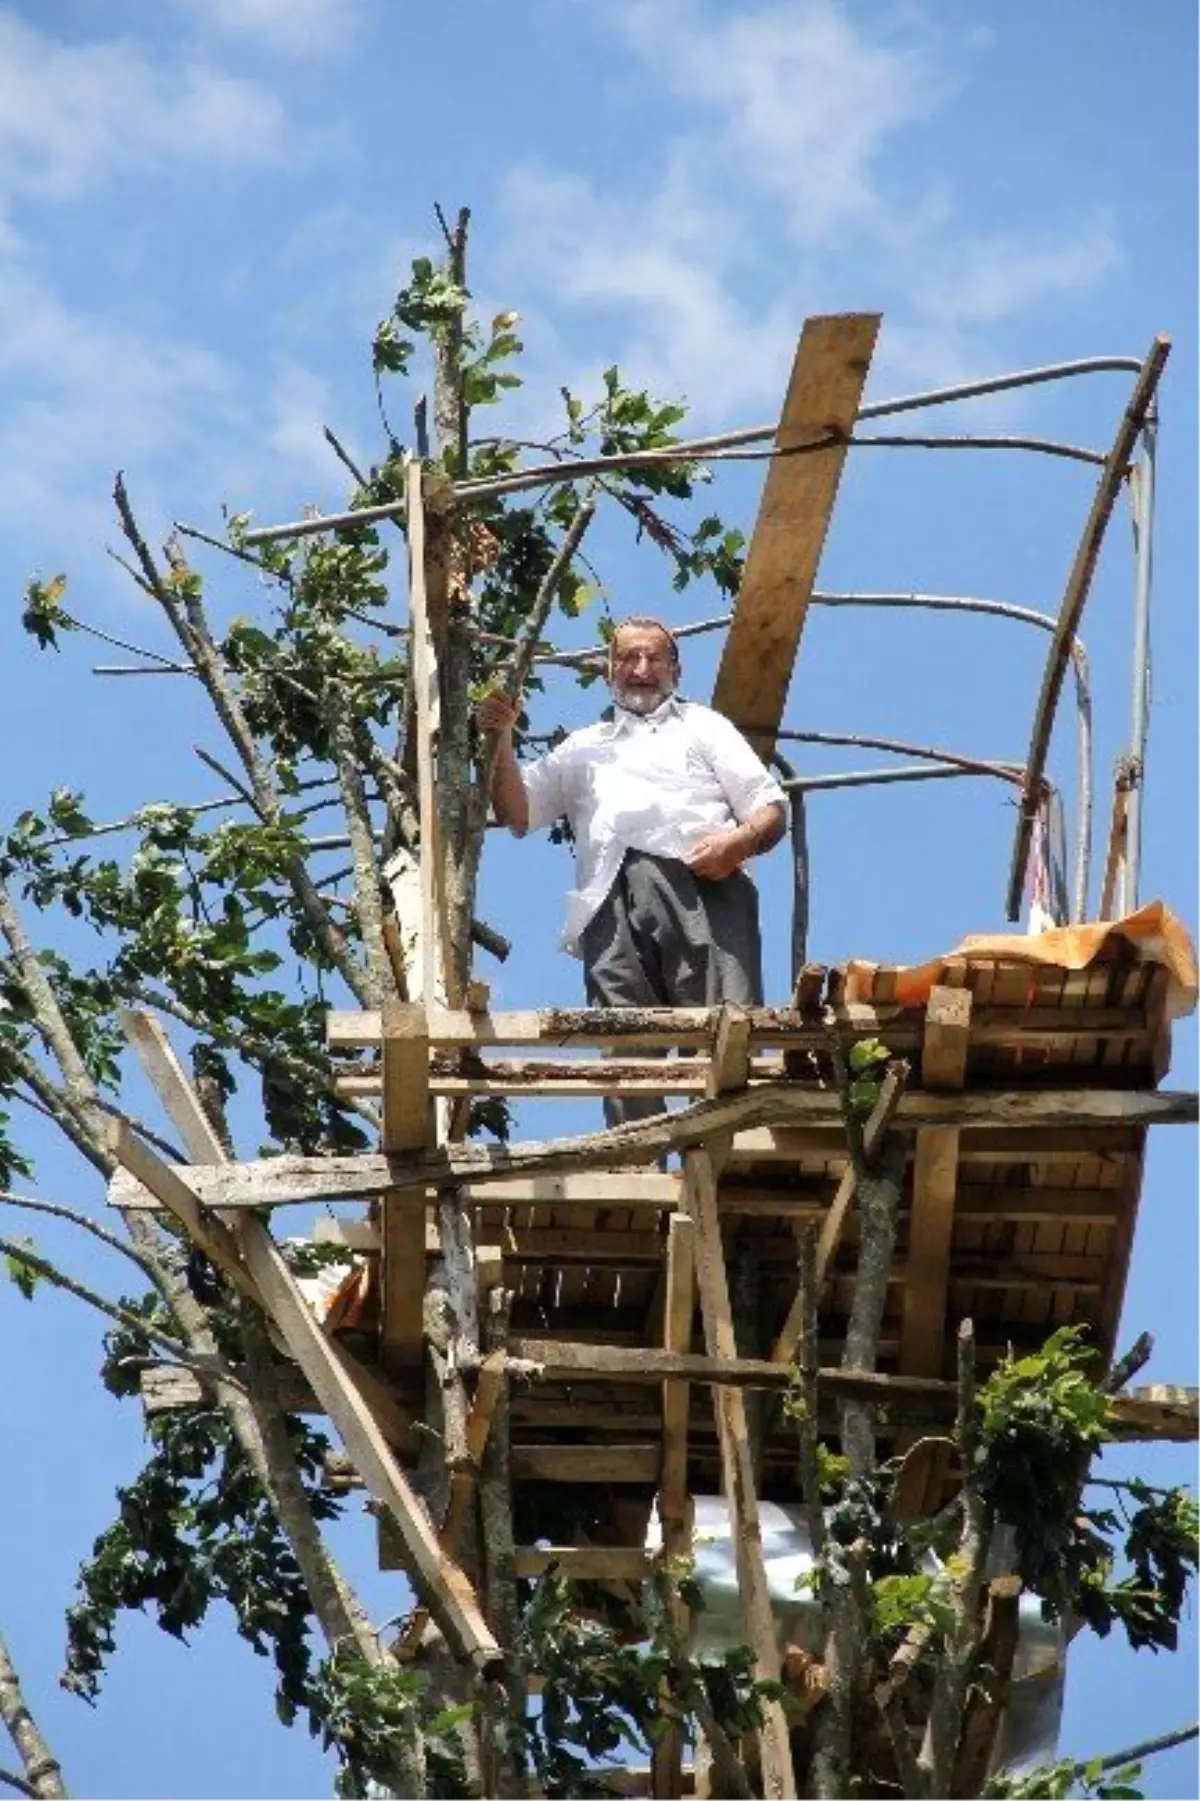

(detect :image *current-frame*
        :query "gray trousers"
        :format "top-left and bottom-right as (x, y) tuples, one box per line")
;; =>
(581, 850), (763, 1124)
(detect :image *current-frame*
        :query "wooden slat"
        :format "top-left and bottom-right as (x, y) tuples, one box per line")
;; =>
(712, 313), (881, 761)
(511, 1445), (660, 1483)
(238, 1222), (498, 1663)
(106, 1119), (261, 1306)
(514, 1547), (651, 1581)
(332, 1001), (1153, 1055)
(405, 458), (457, 1005)
(109, 1088), (1192, 1212)
(707, 1004), (751, 1096)
(684, 1149), (797, 1800)
(660, 1214), (696, 1523)
(380, 1000), (431, 1373)
(896, 989), (971, 1512)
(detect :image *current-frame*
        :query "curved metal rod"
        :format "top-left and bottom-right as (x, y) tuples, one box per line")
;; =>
(771, 728), (1026, 787)
(849, 433), (1106, 467)
(781, 763), (1008, 792)
(1006, 335), (1170, 919)
(1070, 642), (1094, 924)
(241, 355), (1147, 543)
(518, 592), (1085, 668)
(770, 750), (808, 982)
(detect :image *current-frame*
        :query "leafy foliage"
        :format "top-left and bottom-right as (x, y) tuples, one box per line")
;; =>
(986, 1752), (1145, 1799)
(63, 1394), (340, 1728)
(519, 1564), (783, 1799)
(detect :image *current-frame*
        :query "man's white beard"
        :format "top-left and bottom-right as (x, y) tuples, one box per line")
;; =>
(613, 680), (675, 716)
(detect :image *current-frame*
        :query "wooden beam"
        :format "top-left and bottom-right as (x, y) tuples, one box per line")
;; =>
(381, 1001), (431, 1151)
(655, 1212), (696, 1800)
(712, 313), (880, 761)
(379, 1000), (431, 1374)
(237, 1223), (499, 1666)
(707, 1004), (751, 1096)
(660, 1215), (696, 1524)
(119, 1008), (230, 1163)
(683, 1150), (797, 1800)
(106, 1119), (262, 1306)
(108, 1086), (1197, 1211)
(1006, 336), (1171, 917)
(896, 989), (971, 1513)
(510, 1444), (660, 1483)
(514, 1547), (652, 1581)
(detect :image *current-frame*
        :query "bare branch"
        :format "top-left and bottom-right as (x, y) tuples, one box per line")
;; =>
(0, 1189), (174, 1299)
(0, 1628), (66, 1800)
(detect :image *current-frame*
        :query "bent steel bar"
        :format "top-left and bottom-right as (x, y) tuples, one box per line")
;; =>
(1005, 336), (1170, 920)
(242, 354), (1147, 543)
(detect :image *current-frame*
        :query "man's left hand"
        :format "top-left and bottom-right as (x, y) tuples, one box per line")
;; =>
(685, 828), (747, 880)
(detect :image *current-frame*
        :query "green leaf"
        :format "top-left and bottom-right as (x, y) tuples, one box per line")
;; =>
(5, 1240), (40, 1300)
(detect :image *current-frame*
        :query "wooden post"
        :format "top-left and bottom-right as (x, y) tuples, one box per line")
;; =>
(683, 1150), (797, 1801)
(654, 1214), (696, 1801)
(380, 1000), (431, 1372)
(405, 456), (456, 1006)
(896, 986), (971, 1514)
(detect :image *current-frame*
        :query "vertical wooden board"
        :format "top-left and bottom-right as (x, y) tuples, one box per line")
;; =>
(711, 313), (880, 759)
(381, 1196), (428, 1374)
(381, 1002), (431, 1153)
(683, 1151), (796, 1799)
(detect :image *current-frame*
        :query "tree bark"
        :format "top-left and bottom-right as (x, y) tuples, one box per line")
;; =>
(0, 1630), (66, 1800)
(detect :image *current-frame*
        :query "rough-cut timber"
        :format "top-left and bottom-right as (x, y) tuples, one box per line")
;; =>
(712, 312), (880, 759)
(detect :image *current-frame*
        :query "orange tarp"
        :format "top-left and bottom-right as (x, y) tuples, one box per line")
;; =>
(842, 901), (1198, 1023)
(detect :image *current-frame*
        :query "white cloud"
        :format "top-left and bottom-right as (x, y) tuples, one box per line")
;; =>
(168, 0), (361, 59)
(615, 0), (947, 242)
(497, 1), (1123, 421)
(0, 11), (289, 204)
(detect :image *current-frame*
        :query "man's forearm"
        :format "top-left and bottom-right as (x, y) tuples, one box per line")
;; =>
(490, 737), (530, 835)
(730, 801), (787, 859)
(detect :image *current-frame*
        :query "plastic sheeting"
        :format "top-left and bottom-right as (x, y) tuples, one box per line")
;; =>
(648, 1495), (1066, 1779)
(842, 899), (1197, 1023)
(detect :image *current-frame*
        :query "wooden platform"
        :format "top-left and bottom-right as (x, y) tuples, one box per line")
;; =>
(311, 940), (1183, 1535)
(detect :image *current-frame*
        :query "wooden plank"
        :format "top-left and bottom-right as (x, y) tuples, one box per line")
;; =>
(106, 1119), (261, 1306)
(712, 313), (881, 761)
(511, 1444), (660, 1483)
(661, 1214), (696, 1525)
(514, 1548), (652, 1581)
(683, 1150), (797, 1800)
(120, 1009), (230, 1163)
(332, 1001), (1153, 1055)
(108, 1086), (1191, 1212)
(237, 1223), (499, 1664)
(381, 1002), (431, 1151)
(896, 989), (971, 1512)
(656, 1217), (695, 1801)
(707, 1005), (751, 1096)
(405, 457), (457, 1004)
(1006, 337), (1171, 917)
(380, 1000), (431, 1373)
(954, 1188), (1120, 1224)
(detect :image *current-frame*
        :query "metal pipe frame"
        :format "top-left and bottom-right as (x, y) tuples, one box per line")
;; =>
(242, 354), (1146, 544)
(1124, 402), (1158, 909)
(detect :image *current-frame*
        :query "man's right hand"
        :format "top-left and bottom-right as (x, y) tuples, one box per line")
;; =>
(476, 690), (520, 736)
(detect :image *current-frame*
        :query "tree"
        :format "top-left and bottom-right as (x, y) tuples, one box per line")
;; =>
(1, 208), (1195, 1799)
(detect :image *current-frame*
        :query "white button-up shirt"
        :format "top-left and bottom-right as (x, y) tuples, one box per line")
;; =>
(520, 697), (788, 955)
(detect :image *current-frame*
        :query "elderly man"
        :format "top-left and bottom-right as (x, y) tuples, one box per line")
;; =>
(478, 616), (787, 1115)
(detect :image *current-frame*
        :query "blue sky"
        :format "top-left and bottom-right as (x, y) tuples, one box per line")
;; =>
(0, 2), (1195, 1796)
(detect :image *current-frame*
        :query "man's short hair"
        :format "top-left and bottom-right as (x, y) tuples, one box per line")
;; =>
(609, 615), (680, 668)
